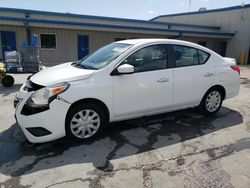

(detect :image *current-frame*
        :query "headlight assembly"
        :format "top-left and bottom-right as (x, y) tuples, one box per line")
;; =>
(29, 82), (70, 106)
(44, 82), (70, 103)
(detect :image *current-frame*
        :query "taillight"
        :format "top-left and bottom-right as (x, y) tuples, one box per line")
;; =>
(230, 65), (240, 75)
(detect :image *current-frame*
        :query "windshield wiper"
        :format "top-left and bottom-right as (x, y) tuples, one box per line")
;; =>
(83, 64), (98, 70)
(72, 61), (97, 70)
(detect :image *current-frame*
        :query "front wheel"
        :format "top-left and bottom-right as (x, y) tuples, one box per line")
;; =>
(65, 103), (106, 141)
(198, 89), (223, 116)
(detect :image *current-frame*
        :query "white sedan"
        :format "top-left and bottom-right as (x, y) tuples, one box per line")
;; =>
(14, 39), (240, 143)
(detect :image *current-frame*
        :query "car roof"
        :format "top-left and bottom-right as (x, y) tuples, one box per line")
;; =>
(115, 38), (169, 45)
(115, 38), (199, 47)
(115, 38), (217, 55)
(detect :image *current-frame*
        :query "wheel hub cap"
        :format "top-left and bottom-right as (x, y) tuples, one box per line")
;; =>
(205, 91), (221, 112)
(70, 109), (100, 138)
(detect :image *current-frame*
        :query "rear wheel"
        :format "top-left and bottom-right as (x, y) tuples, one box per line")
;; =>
(198, 88), (223, 116)
(65, 103), (106, 141)
(1, 75), (14, 87)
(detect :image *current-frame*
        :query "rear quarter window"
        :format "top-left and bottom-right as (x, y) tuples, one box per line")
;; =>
(198, 50), (210, 64)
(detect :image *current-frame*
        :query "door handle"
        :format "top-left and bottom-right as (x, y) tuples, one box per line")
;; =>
(157, 78), (169, 83)
(204, 72), (214, 77)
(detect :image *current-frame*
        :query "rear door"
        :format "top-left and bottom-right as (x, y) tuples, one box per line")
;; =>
(171, 44), (214, 108)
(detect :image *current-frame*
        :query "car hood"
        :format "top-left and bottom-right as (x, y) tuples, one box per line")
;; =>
(30, 62), (96, 86)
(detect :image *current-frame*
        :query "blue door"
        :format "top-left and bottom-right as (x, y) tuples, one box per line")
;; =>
(77, 35), (89, 60)
(1, 31), (16, 60)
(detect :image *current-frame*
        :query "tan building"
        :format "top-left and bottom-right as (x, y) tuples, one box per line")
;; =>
(0, 5), (248, 66)
(151, 4), (250, 65)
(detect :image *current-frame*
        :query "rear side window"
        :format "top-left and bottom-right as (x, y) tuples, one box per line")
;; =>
(173, 45), (199, 67)
(198, 50), (210, 64)
(173, 45), (210, 67)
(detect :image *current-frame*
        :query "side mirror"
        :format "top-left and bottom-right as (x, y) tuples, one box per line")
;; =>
(117, 64), (134, 74)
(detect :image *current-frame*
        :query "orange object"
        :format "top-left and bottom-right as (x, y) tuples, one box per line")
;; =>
(240, 50), (245, 65)
(51, 86), (66, 95)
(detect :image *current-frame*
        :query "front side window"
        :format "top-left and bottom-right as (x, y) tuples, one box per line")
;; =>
(123, 44), (167, 72)
(79, 43), (131, 70)
(173, 45), (199, 67)
(40, 34), (56, 49)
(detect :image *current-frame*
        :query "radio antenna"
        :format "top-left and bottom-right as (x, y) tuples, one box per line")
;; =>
(188, 0), (192, 12)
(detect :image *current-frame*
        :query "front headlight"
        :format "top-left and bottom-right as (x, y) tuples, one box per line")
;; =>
(44, 82), (70, 101)
(29, 82), (70, 106)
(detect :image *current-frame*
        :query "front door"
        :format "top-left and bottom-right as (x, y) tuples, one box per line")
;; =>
(77, 35), (89, 60)
(1, 31), (16, 60)
(112, 44), (174, 118)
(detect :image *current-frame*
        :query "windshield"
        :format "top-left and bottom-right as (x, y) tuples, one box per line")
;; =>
(79, 43), (132, 70)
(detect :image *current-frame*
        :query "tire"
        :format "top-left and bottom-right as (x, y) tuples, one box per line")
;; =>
(1, 75), (14, 87)
(65, 103), (107, 141)
(198, 88), (223, 116)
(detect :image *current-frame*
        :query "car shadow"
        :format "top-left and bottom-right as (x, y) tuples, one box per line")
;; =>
(241, 77), (250, 88)
(0, 107), (243, 177)
(0, 84), (22, 96)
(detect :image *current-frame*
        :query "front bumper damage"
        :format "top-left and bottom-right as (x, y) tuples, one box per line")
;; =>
(14, 83), (71, 143)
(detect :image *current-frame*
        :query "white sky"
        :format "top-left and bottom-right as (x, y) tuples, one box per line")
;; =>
(1, 0), (250, 20)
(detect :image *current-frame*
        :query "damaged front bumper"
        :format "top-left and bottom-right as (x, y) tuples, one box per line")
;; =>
(14, 83), (71, 143)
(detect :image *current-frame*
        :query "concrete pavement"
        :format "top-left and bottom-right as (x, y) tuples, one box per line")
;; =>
(0, 67), (250, 188)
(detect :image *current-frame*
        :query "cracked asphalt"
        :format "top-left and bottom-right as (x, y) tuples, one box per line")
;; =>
(0, 67), (250, 188)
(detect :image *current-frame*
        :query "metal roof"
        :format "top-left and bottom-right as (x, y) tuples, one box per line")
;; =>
(150, 4), (250, 20)
(0, 16), (235, 37)
(0, 7), (220, 30)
